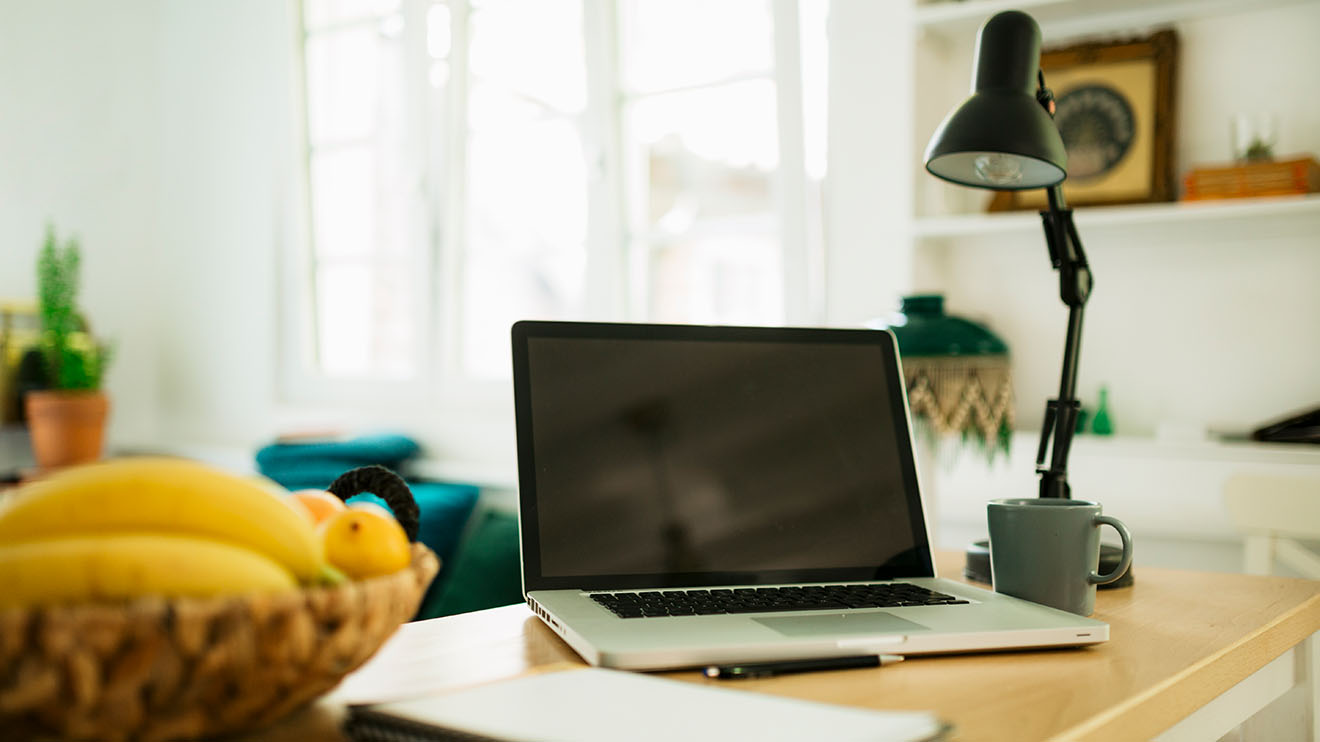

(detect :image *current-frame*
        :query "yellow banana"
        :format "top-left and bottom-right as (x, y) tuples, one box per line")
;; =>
(0, 457), (324, 582)
(0, 533), (298, 608)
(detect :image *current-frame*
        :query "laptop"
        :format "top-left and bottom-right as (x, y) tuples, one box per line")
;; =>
(511, 320), (1108, 670)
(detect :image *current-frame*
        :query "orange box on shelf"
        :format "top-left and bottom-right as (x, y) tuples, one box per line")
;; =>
(1182, 156), (1320, 201)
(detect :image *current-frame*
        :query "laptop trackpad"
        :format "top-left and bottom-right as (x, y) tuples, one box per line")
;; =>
(753, 612), (929, 637)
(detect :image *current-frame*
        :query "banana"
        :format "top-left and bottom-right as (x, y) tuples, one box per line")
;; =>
(0, 457), (324, 582)
(0, 533), (298, 608)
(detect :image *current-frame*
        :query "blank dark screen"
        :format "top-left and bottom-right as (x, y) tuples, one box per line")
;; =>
(524, 334), (924, 580)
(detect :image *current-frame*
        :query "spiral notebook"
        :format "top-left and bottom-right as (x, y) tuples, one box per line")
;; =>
(343, 668), (950, 742)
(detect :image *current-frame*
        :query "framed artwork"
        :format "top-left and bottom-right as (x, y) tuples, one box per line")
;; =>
(990, 29), (1179, 211)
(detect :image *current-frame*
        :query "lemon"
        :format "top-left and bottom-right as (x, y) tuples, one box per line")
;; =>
(318, 503), (411, 579)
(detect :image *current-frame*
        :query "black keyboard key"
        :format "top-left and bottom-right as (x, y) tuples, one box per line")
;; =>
(725, 601), (849, 615)
(594, 582), (963, 618)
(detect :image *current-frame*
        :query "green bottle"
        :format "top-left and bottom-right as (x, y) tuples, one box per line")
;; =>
(1091, 386), (1113, 436)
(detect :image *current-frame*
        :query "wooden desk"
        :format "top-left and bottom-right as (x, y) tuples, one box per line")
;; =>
(247, 552), (1320, 742)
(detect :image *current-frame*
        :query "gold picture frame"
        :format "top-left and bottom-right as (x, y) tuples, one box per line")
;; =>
(990, 29), (1179, 211)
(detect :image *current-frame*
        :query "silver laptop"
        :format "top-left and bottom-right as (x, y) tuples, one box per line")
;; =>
(511, 320), (1107, 670)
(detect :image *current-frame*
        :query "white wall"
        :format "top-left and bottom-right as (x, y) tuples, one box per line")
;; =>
(0, 1), (297, 454)
(150, 1), (293, 447)
(823, 0), (915, 323)
(924, 215), (1320, 439)
(0, 0), (165, 446)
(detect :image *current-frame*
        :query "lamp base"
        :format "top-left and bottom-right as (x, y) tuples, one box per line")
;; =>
(962, 539), (1134, 589)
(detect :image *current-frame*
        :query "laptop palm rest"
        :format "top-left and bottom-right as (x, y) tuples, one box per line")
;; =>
(753, 613), (929, 637)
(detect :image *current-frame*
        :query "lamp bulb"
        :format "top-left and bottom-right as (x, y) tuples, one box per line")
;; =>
(973, 153), (1024, 186)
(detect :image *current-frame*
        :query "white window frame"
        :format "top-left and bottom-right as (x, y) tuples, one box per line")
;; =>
(281, 0), (825, 442)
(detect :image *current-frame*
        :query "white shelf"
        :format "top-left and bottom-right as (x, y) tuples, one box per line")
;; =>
(915, 0), (1313, 41)
(913, 194), (1320, 239)
(952, 430), (1320, 467)
(1064, 433), (1320, 467)
(932, 431), (1320, 550)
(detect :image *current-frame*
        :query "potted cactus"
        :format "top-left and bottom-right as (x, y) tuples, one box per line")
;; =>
(24, 225), (113, 470)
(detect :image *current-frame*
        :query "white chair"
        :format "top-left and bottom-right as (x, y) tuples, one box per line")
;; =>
(1221, 474), (1320, 742)
(1223, 473), (1320, 578)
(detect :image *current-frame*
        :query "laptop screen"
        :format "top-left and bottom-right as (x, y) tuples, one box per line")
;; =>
(512, 322), (933, 591)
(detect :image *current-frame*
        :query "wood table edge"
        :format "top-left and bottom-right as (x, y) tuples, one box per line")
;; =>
(1057, 590), (1320, 741)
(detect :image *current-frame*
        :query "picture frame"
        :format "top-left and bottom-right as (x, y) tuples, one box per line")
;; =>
(989, 29), (1179, 211)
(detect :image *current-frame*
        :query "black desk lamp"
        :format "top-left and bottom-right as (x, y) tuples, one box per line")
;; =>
(923, 10), (1130, 586)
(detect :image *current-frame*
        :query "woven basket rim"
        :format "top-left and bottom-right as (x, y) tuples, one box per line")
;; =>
(0, 542), (438, 620)
(1, 543), (440, 741)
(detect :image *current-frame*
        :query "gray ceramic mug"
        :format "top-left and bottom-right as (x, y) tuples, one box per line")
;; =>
(987, 498), (1133, 616)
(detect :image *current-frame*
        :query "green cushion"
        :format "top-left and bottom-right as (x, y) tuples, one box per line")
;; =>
(419, 509), (523, 619)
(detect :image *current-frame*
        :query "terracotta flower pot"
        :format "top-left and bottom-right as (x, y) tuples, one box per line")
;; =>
(24, 390), (109, 470)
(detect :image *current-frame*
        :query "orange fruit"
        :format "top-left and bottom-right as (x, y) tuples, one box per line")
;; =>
(318, 503), (411, 579)
(290, 489), (348, 525)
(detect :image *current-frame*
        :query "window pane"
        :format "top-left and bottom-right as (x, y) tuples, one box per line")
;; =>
(305, 0), (400, 29)
(309, 148), (375, 259)
(467, 77), (548, 129)
(800, 0), (830, 181)
(301, 0), (420, 382)
(461, 246), (586, 378)
(316, 261), (417, 379)
(305, 25), (405, 145)
(620, 0), (773, 94)
(462, 116), (588, 378)
(459, 3), (590, 379)
(469, 0), (586, 114)
(427, 4), (452, 59)
(625, 80), (781, 325)
(467, 116), (588, 249)
(649, 221), (781, 324)
(309, 147), (416, 263)
(630, 80), (780, 181)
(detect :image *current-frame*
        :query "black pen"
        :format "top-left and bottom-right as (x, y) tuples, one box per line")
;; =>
(704, 654), (904, 679)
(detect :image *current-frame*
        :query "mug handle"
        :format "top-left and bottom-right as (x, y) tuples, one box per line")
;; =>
(1089, 514), (1133, 586)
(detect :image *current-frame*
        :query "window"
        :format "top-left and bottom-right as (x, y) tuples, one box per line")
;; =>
(293, 0), (827, 391)
(460, 0), (592, 378)
(299, 0), (425, 381)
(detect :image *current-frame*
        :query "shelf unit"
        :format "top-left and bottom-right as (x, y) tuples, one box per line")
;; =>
(915, 0), (1316, 41)
(1058, 432), (1320, 467)
(812, 0), (1320, 570)
(913, 193), (1320, 239)
(897, 0), (1320, 459)
(933, 429), (1320, 559)
(912, 0), (1320, 223)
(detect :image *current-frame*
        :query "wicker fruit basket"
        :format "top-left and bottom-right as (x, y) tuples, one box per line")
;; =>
(0, 466), (439, 741)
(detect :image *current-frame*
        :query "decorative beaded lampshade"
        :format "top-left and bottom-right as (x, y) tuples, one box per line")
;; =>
(874, 294), (1013, 456)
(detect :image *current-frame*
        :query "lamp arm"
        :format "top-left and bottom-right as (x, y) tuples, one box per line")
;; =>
(1035, 184), (1093, 498)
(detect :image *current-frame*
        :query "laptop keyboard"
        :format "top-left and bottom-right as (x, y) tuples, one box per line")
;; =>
(590, 583), (969, 619)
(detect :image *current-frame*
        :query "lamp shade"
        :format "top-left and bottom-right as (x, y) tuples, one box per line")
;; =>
(923, 11), (1067, 190)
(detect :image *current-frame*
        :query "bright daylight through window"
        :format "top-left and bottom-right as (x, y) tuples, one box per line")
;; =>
(297, 0), (827, 385)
